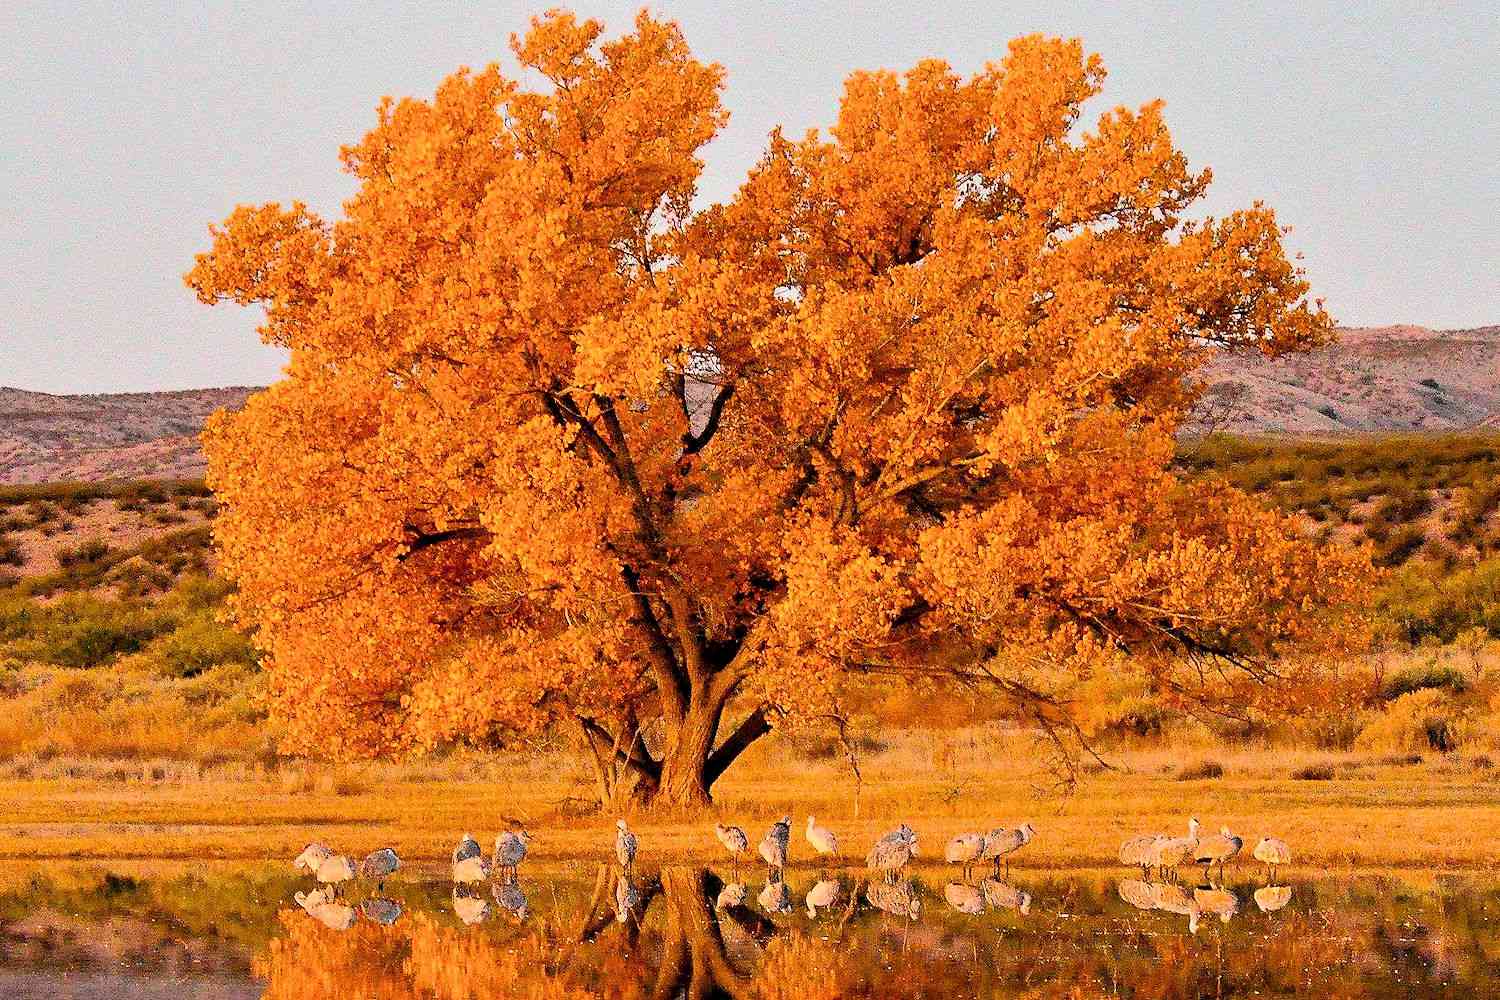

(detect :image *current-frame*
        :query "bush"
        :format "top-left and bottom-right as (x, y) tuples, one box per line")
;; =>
(1291, 762), (1335, 781)
(0, 536), (24, 568)
(1356, 689), (1468, 754)
(1377, 557), (1500, 645)
(55, 538), (111, 568)
(1175, 759), (1224, 781)
(10, 595), (173, 669)
(1382, 663), (1470, 700)
(1094, 697), (1171, 740)
(153, 613), (257, 678)
(1374, 526), (1427, 568)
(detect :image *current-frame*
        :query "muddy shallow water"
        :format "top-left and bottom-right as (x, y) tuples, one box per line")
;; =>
(1, 862), (1497, 998)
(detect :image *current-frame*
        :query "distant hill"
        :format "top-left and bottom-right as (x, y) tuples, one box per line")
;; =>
(1, 322), (1495, 485)
(0, 387), (256, 484)
(1192, 325), (1500, 434)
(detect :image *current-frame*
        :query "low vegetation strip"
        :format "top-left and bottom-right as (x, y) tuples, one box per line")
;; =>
(1179, 431), (1500, 567)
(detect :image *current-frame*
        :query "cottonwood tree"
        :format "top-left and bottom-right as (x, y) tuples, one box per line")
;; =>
(188, 11), (1370, 808)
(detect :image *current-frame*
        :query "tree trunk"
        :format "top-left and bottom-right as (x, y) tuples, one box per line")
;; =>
(657, 701), (719, 809)
(581, 702), (772, 812)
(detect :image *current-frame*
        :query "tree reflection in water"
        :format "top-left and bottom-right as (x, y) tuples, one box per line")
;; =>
(246, 869), (1500, 999)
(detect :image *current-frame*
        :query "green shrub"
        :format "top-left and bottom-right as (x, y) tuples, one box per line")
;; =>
(1377, 557), (1500, 645)
(1374, 526), (1427, 568)
(9, 595), (173, 669)
(55, 538), (111, 568)
(153, 613), (257, 678)
(1382, 663), (1470, 700)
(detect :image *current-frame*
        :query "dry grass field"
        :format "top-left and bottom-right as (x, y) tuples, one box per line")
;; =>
(2, 731), (1498, 873)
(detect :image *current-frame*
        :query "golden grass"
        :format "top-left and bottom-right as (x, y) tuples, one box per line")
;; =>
(2, 731), (1498, 872)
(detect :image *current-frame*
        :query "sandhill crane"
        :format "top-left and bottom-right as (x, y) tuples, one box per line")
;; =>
(294, 843), (335, 875)
(1252, 836), (1291, 879)
(1118, 878), (1157, 910)
(453, 852), (493, 884)
(945, 832), (986, 880)
(716, 882), (748, 910)
(1193, 886), (1238, 924)
(1119, 834), (1166, 877)
(454, 832), (482, 864)
(979, 878), (1031, 915)
(758, 877), (793, 915)
(614, 873), (640, 924)
(982, 823), (1035, 877)
(358, 848), (400, 891)
(314, 854), (357, 896)
(1194, 825), (1243, 883)
(805, 816), (838, 868)
(1157, 818), (1200, 880)
(492, 880), (528, 921)
(359, 897), (403, 926)
(493, 830), (532, 883)
(944, 881), (984, 914)
(866, 824), (918, 882)
(865, 878), (921, 919)
(805, 878), (841, 917)
(615, 819), (638, 870)
(1253, 885), (1292, 913)
(759, 816), (791, 878)
(453, 884), (490, 925)
(715, 823), (749, 875)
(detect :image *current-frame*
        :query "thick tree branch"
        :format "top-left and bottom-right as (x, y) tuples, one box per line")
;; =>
(621, 563), (689, 723)
(577, 714), (662, 784)
(398, 523), (488, 561)
(704, 705), (773, 786)
(681, 382), (734, 455)
(596, 394), (712, 689)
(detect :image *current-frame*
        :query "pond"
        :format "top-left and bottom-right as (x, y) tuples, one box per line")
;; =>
(1, 861), (1497, 998)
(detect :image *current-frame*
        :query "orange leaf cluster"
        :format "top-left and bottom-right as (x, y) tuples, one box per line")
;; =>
(188, 13), (1369, 783)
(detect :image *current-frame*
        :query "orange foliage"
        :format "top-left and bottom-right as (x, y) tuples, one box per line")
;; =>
(187, 12), (1370, 805)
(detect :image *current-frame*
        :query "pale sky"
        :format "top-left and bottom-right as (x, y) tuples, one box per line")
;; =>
(3, 1), (1497, 394)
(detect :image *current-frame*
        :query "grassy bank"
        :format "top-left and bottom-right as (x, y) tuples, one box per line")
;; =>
(2, 735), (1498, 870)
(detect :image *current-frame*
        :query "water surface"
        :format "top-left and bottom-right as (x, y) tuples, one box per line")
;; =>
(2, 862), (1497, 998)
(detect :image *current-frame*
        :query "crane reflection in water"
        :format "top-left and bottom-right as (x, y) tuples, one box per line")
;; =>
(4, 865), (1472, 998)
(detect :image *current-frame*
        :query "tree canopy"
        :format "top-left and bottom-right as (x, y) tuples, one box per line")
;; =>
(187, 10), (1371, 807)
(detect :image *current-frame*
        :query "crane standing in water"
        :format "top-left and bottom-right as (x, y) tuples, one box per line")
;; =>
(1157, 818), (1201, 881)
(493, 830), (532, 884)
(945, 832), (987, 880)
(805, 816), (838, 870)
(1118, 834), (1167, 878)
(1194, 825), (1244, 883)
(866, 825), (919, 882)
(453, 833), (491, 884)
(982, 823), (1035, 877)
(759, 816), (791, 879)
(615, 819), (638, 870)
(314, 854), (357, 897)
(1253, 836), (1291, 879)
(714, 823), (749, 875)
